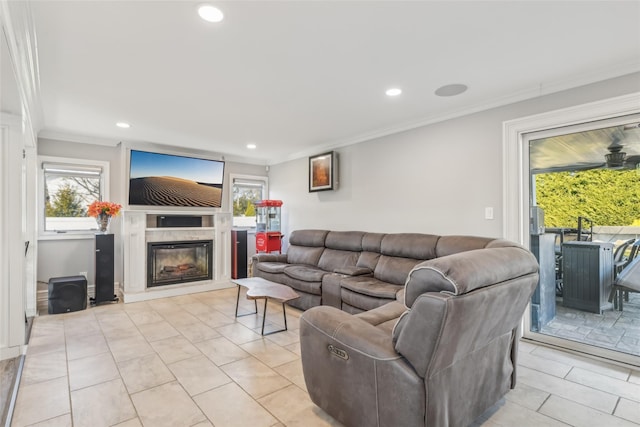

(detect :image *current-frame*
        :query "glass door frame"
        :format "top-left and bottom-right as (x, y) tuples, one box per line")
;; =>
(503, 92), (640, 367)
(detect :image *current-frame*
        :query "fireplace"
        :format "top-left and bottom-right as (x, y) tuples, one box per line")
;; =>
(147, 240), (213, 288)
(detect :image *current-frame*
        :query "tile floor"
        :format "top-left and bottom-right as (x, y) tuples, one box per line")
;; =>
(10, 285), (640, 427)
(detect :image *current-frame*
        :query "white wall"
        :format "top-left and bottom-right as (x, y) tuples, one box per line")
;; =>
(269, 72), (640, 243)
(36, 138), (267, 288)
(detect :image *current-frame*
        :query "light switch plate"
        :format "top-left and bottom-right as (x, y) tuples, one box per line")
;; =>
(485, 207), (494, 220)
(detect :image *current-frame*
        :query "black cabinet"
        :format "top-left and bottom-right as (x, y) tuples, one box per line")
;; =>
(91, 234), (118, 305)
(231, 229), (248, 279)
(562, 241), (613, 314)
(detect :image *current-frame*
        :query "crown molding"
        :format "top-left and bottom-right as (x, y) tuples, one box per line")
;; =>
(38, 129), (270, 166)
(38, 129), (121, 147)
(274, 63), (640, 165)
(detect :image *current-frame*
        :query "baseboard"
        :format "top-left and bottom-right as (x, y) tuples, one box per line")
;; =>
(0, 347), (21, 361)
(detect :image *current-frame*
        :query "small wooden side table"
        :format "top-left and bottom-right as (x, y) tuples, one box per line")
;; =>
(232, 277), (299, 335)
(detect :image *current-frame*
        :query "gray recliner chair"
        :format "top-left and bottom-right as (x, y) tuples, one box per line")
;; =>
(300, 242), (539, 427)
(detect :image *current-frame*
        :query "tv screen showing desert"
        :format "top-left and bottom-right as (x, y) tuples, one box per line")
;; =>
(129, 150), (225, 208)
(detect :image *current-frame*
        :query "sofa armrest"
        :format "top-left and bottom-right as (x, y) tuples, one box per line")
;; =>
(333, 266), (373, 276)
(301, 306), (398, 360)
(252, 253), (287, 263)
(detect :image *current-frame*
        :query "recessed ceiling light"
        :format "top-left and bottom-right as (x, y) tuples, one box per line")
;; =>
(435, 84), (468, 97)
(246, 143), (257, 150)
(385, 88), (402, 97)
(116, 122), (130, 128)
(198, 4), (224, 23)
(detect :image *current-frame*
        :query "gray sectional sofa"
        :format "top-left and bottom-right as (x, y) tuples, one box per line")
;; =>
(252, 229), (524, 312)
(253, 229), (540, 427)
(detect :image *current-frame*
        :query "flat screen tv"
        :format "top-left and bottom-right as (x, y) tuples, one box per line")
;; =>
(128, 149), (225, 208)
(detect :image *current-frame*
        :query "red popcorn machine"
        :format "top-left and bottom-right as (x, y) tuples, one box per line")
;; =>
(255, 200), (283, 253)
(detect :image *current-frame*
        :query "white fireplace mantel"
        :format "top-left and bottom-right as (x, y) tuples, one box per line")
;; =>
(122, 210), (233, 302)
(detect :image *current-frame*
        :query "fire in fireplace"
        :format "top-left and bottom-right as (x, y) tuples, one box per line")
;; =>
(147, 240), (213, 287)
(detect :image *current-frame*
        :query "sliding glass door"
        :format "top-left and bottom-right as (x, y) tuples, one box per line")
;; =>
(523, 114), (640, 364)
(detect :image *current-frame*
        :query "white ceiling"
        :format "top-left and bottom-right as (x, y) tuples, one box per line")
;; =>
(28, 1), (640, 164)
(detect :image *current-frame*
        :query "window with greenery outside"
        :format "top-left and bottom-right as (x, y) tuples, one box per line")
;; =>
(535, 169), (640, 228)
(232, 178), (265, 228)
(43, 163), (103, 232)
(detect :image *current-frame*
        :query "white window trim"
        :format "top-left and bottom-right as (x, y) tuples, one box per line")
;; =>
(229, 173), (268, 229)
(38, 155), (110, 240)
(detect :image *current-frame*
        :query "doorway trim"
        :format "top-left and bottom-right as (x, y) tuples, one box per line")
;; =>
(503, 91), (640, 366)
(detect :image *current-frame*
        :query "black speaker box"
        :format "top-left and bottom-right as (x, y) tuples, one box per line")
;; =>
(93, 234), (116, 304)
(48, 275), (87, 314)
(157, 215), (202, 228)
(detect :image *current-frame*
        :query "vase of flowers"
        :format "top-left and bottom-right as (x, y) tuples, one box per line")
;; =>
(88, 201), (122, 234)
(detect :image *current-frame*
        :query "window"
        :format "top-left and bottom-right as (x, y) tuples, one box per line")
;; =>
(230, 175), (267, 228)
(39, 156), (110, 236)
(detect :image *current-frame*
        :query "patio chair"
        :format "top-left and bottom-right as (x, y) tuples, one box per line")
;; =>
(628, 240), (640, 264)
(613, 238), (636, 278)
(609, 252), (640, 311)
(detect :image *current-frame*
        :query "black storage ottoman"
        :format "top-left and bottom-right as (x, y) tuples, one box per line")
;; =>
(48, 275), (88, 314)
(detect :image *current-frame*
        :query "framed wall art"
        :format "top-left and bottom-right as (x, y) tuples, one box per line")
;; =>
(309, 151), (335, 192)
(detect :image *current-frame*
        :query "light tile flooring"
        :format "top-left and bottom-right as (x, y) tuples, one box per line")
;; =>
(10, 285), (640, 427)
(540, 292), (640, 356)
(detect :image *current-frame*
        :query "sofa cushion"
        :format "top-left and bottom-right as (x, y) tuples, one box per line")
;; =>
(289, 229), (329, 246)
(340, 276), (403, 299)
(284, 265), (327, 282)
(285, 229), (329, 266)
(255, 262), (288, 274)
(318, 248), (360, 272)
(325, 231), (365, 251)
(341, 288), (395, 311)
(355, 301), (407, 335)
(356, 251), (381, 271)
(380, 233), (439, 259)
(286, 245), (325, 266)
(282, 274), (322, 296)
(362, 233), (384, 252)
(374, 256), (423, 285)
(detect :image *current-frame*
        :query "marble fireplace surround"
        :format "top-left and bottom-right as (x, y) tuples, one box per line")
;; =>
(122, 211), (233, 303)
